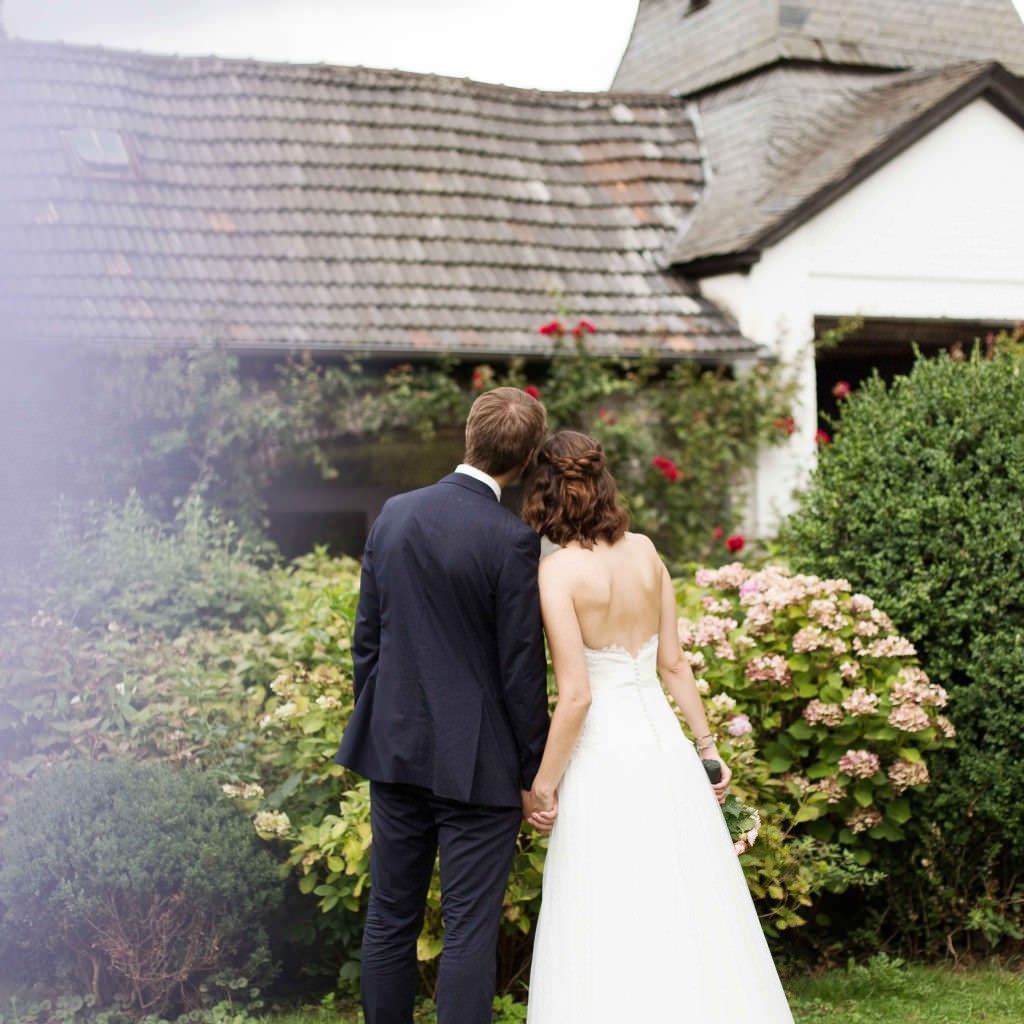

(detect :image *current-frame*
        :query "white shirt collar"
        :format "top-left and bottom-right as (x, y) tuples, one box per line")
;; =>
(454, 463), (501, 500)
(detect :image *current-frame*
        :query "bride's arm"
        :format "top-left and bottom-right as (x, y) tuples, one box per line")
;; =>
(655, 563), (732, 803)
(528, 557), (592, 819)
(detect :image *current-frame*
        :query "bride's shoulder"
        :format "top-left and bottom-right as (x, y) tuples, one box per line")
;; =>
(622, 530), (657, 556)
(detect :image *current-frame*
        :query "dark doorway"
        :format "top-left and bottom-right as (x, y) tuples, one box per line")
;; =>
(815, 316), (1013, 428)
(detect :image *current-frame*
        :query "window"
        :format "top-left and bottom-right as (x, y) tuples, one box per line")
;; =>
(63, 128), (136, 177)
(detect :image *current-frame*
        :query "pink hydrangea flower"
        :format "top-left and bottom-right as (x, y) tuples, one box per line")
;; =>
(727, 713), (753, 737)
(838, 749), (881, 779)
(744, 653), (792, 687)
(887, 759), (931, 794)
(846, 807), (883, 833)
(841, 687), (879, 717)
(803, 700), (845, 727)
(888, 703), (931, 733)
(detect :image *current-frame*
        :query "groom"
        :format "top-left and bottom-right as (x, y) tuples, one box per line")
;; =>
(334, 386), (553, 1024)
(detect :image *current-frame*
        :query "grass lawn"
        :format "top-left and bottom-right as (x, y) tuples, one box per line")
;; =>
(260, 960), (1024, 1024)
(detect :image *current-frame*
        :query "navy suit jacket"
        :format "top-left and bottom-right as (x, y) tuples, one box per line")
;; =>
(334, 472), (550, 807)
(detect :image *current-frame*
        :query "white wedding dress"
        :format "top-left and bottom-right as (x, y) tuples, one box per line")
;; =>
(526, 632), (794, 1023)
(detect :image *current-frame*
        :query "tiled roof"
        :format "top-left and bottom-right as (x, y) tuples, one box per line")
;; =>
(0, 39), (755, 360)
(614, 0), (1024, 96)
(668, 61), (1024, 269)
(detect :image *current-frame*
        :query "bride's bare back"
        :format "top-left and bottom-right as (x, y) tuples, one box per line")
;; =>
(541, 531), (664, 657)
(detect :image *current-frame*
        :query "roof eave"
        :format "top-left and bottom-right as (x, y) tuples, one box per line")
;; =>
(671, 62), (1024, 274)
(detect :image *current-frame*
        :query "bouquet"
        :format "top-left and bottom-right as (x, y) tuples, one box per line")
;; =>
(703, 758), (761, 855)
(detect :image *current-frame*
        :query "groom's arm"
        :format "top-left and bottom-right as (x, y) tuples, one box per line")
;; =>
(352, 523), (382, 703)
(495, 527), (550, 791)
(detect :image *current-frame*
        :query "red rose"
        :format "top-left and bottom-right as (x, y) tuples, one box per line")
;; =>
(577, 318), (597, 334)
(774, 416), (796, 435)
(472, 369), (485, 390)
(726, 534), (745, 552)
(711, 525), (724, 540)
(598, 406), (617, 425)
(815, 428), (831, 445)
(538, 320), (564, 336)
(523, 384), (541, 400)
(831, 380), (851, 399)
(652, 455), (680, 483)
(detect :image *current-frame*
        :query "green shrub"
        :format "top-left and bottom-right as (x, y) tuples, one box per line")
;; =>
(0, 758), (284, 1019)
(2, 493), (279, 636)
(780, 344), (1024, 952)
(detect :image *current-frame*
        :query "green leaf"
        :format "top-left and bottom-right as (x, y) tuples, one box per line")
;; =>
(853, 781), (875, 806)
(887, 798), (912, 824)
(788, 720), (814, 740)
(794, 803), (825, 823)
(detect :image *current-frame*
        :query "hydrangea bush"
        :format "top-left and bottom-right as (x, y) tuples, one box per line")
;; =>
(677, 563), (955, 857)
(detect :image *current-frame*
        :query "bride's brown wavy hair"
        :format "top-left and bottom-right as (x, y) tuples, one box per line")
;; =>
(521, 430), (629, 548)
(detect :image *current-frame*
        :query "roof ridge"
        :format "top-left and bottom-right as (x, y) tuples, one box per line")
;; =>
(1, 35), (689, 107)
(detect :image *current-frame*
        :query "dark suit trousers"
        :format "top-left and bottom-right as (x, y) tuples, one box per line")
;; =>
(362, 780), (522, 1024)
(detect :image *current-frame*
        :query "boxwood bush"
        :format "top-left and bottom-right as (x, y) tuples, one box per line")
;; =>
(780, 343), (1024, 952)
(0, 758), (285, 1019)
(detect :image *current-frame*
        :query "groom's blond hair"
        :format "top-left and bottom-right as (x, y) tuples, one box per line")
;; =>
(464, 387), (547, 476)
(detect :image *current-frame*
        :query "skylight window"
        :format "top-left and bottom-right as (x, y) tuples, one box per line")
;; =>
(63, 129), (135, 175)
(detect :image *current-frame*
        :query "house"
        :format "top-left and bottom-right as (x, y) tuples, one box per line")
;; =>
(615, 0), (1024, 532)
(1, 1), (1022, 548)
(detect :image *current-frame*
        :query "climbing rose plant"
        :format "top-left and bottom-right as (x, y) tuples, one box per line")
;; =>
(677, 563), (955, 860)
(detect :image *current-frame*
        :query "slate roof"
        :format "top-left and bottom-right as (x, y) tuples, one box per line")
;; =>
(669, 61), (1024, 270)
(614, 0), (1024, 96)
(0, 38), (755, 361)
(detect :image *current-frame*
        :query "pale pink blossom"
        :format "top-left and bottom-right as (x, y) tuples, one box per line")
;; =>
(744, 654), (791, 687)
(727, 713), (753, 737)
(936, 714), (957, 739)
(695, 615), (738, 647)
(816, 776), (846, 804)
(842, 687), (879, 717)
(808, 598), (848, 631)
(850, 593), (875, 614)
(838, 749), (881, 779)
(702, 595), (733, 614)
(793, 626), (830, 653)
(887, 758), (931, 794)
(870, 607), (895, 631)
(864, 636), (917, 658)
(888, 703), (931, 733)
(839, 660), (861, 681)
(846, 807), (883, 834)
(685, 650), (707, 672)
(803, 699), (845, 727)
(743, 604), (774, 634)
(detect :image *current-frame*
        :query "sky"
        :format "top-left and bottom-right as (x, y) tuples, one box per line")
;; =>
(4, 0), (641, 92)
(7, 1), (1024, 92)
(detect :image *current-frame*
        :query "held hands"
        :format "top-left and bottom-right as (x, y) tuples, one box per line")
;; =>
(522, 785), (558, 833)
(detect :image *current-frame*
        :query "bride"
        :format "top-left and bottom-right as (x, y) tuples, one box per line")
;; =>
(519, 429), (794, 1023)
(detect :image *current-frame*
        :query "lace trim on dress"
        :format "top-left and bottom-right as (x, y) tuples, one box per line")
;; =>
(582, 631), (659, 661)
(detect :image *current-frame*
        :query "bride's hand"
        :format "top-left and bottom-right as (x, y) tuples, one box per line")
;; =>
(705, 752), (732, 805)
(523, 785), (558, 833)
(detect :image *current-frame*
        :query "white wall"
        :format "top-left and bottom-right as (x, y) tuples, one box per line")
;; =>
(700, 97), (1024, 537)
